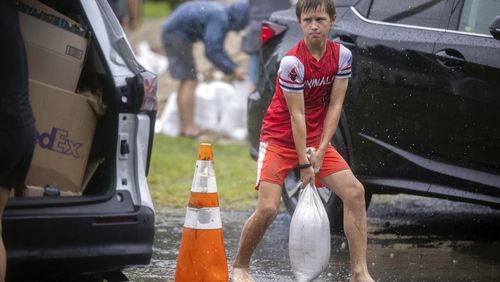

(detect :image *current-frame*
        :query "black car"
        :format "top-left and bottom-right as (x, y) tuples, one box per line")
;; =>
(4, 0), (156, 280)
(248, 0), (500, 233)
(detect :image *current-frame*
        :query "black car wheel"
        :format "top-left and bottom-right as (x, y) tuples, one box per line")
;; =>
(282, 128), (371, 234)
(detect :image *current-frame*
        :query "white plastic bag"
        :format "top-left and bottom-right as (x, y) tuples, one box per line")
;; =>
(194, 82), (220, 131)
(219, 79), (252, 140)
(156, 92), (180, 136)
(289, 182), (331, 282)
(136, 41), (169, 75)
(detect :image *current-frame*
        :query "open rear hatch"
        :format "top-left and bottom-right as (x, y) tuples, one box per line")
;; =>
(8, 0), (118, 207)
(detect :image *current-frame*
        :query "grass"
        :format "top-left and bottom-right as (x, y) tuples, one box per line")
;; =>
(148, 135), (258, 210)
(143, 0), (172, 19)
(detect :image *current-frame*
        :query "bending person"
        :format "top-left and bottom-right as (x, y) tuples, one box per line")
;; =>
(161, 1), (249, 138)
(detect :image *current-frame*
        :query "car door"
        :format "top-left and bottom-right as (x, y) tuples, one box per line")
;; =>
(337, 0), (452, 182)
(429, 0), (500, 191)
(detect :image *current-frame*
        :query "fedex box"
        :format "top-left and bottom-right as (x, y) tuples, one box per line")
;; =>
(26, 80), (98, 193)
(18, 0), (88, 92)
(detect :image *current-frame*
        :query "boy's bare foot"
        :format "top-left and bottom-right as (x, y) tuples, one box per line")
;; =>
(231, 267), (256, 282)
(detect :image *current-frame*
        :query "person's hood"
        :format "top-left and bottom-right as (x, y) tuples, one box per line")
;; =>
(226, 0), (249, 31)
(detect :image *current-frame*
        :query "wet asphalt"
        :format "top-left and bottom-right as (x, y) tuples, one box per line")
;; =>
(124, 195), (500, 282)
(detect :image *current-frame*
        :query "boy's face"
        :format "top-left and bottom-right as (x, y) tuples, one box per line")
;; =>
(299, 7), (335, 46)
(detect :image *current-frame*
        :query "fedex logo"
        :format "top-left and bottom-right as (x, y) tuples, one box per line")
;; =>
(35, 128), (83, 159)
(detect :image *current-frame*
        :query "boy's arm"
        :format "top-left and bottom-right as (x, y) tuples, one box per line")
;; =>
(278, 55), (314, 186)
(283, 90), (315, 186)
(313, 78), (349, 170)
(313, 44), (352, 171)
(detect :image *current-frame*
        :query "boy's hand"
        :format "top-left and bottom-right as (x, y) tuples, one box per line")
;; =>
(307, 147), (322, 173)
(310, 147), (325, 173)
(300, 166), (315, 188)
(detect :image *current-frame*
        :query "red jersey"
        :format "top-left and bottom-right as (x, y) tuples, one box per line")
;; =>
(260, 39), (352, 148)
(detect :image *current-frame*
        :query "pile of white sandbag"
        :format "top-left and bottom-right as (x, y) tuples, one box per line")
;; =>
(155, 79), (253, 140)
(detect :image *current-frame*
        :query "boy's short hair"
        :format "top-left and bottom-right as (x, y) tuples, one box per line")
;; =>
(296, 0), (336, 20)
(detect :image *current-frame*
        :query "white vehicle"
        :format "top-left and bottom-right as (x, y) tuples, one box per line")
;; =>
(5, 0), (157, 280)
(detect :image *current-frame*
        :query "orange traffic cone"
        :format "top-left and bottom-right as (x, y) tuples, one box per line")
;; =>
(175, 143), (228, 282)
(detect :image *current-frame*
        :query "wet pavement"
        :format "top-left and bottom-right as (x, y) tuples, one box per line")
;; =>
(124, 195), (500, 281)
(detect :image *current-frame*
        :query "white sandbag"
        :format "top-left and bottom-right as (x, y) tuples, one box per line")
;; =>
(210, 80), (235, 102)
(194, 82), (220, 131)
(218, 79), (253, 140)
(158, 79), (251, 139)
(157, 92), (180, 136)
(136, 41), (169, 75)
(209, 80), (235, 117)
(289, 182), (331, 282)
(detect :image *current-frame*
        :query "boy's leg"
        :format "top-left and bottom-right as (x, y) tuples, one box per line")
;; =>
(321, 170), (374, 282)
(232, 181), (282, 281)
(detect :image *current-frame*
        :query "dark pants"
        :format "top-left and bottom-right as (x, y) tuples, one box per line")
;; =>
(0, 123), (36, 190)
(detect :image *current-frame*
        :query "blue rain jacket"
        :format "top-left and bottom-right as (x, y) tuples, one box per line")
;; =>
(161, 1), (249, 74)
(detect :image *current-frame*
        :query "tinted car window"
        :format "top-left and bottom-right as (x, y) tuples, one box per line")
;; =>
(335, 0), (358, 6)
(354, 0), (372, 17)
(367, 0), (449, 28)
(458, 0), (500, 34)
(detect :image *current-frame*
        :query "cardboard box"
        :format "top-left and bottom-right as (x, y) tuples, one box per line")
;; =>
(25, 80), (98, 193)
(18, 0), (88, 92)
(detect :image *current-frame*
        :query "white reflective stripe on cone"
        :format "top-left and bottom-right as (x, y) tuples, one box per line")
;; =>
(183, 207), (222, 229)
(191, 160), (218, 193)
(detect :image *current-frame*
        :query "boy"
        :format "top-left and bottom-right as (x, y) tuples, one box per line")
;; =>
(231, 1), (374, 281)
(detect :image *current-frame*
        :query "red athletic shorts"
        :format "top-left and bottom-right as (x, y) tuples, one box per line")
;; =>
(255, 142), (350, 189)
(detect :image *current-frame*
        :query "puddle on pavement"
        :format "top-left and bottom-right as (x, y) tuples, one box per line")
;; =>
(125, 196), (500, 281)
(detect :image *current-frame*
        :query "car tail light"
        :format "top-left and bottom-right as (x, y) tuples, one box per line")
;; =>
(260, 21), (287, 45)
(138, 70), (158, 112)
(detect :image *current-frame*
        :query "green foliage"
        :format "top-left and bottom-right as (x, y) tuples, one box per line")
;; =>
(148, 135), (258, 210)
(143, 0), (171, 18)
